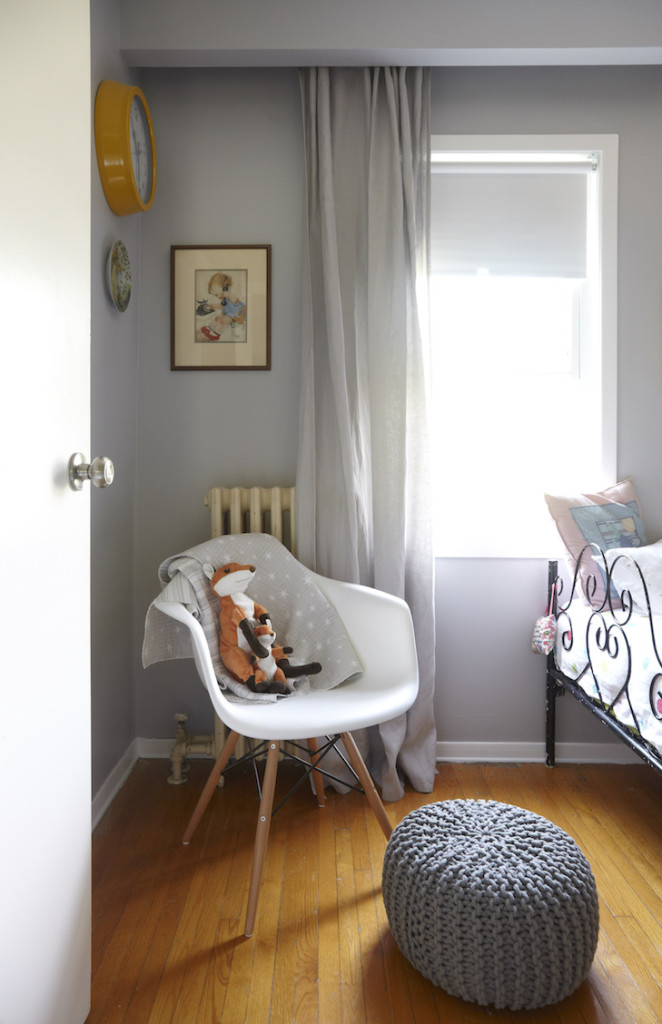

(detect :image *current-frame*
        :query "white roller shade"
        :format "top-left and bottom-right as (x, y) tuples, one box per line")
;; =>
(431, 167), (590, 277)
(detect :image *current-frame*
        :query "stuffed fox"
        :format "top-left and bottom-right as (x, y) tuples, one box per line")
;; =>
(250, 621), (323, 685)
(209, 561), (288, 694)
(249, 623), (289, 689)
(209, 561), (322, 695)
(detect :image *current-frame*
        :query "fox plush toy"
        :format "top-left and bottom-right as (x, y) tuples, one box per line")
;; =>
(250, 622), (322, 688)
(209, 561), (322, 695)
(249, 623), (289, 690)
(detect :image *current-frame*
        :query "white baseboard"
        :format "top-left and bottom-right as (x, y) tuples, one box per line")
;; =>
(136, 737), (175, 759)
(92, 735), (641, 831)
(139, 737), (640, 766)
(91, 737), (216, 831)
(435, 740), (639, 764)
(135, 737), (641, 765)
(91, 739), (140, 831)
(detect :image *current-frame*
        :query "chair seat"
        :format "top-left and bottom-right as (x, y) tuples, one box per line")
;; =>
(200, 667), (417, 741)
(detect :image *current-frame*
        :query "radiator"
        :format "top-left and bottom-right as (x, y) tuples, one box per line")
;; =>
(205, 485), (296, 554)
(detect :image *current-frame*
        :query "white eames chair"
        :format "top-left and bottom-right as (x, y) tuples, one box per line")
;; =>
(154, 569), (419, 937)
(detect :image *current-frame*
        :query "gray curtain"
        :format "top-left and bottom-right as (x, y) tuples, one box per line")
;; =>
(296, 67), (436, 800)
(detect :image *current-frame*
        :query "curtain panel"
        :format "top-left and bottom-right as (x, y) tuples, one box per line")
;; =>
(296, 67), (436, 800)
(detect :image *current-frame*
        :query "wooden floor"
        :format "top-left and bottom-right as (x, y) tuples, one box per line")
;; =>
(87, 758), (662, 1024)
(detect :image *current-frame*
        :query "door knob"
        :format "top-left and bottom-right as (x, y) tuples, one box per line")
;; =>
(68, 453), (115, 490)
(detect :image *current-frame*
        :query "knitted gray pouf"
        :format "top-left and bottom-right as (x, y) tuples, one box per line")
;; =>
(382, 800), (599, 1011)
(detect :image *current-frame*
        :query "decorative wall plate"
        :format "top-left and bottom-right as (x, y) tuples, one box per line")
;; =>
(106, 239), (131, 312)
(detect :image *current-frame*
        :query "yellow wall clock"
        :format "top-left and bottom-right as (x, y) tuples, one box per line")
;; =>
(94, 80), (156, 216)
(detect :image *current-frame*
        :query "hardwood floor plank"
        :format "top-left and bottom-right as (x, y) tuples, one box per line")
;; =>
(207, 768), (288, 1024)
(316, 793), (343, 1024)
(280, 804), (321, 1024)
(167, 842), (242, 1023)
(352, 803), (392, 1024)
(192, 835), (251, 1024)
(88, 788), (209, 1024)
(90, 762), (180, 982)
(144, 794), (245, 1023)
(430, 761), (468, 804)
(521, 763), (662, 956)
(335, 798), (369, 1023)
(379, 926), (428, 1022)
(584, 765), (662, 892)
(591, 927), (656, 1024)
(612, 916), (662, 1015)
(597, 911), (662, 1021)
(130, 762), (247, 1024)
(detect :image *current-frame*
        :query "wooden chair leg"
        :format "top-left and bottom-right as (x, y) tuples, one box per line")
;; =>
(182, 729), (241, 845)
(307, 737), (326, 807)
(340, 731), (393, 840)
(245, 740), (280, 938)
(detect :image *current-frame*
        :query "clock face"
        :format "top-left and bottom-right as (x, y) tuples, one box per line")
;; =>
(129, 96), (153, 203)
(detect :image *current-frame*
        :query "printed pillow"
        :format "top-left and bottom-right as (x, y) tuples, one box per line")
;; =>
(600, 539), (662, 615)
(545, 478), (647, 605)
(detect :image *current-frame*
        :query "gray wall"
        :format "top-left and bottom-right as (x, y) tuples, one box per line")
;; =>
(431, 66), (662, 753)
(135, 69), (305, 739)
(134, 64), (662, 757)
(90, 0), (142, 794)
(90, 1), (662, 799)
(118, 0), (662, 65)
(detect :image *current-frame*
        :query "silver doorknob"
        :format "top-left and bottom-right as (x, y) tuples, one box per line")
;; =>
(68, 453), (115, 490)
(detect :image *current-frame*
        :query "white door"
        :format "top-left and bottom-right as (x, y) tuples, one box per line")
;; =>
(0, 3), (92, 1023)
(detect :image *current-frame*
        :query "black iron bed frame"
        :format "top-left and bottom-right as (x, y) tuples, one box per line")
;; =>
(545, 552), (662, 775)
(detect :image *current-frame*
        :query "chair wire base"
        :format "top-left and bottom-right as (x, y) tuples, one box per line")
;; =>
(222, 733), (364, 813)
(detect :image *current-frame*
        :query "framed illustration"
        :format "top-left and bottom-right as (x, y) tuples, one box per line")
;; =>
(171, 244), (271, 370)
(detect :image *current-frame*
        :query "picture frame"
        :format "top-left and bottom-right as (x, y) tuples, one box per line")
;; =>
(171, 244), (271, 370)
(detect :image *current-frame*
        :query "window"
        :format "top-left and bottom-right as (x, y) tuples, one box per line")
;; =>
(430, 135), (618, 557)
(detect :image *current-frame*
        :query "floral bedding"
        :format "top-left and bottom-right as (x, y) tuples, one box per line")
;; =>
(554, 598), (662, 756)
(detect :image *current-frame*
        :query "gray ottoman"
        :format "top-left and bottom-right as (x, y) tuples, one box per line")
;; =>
(382, 800), (599, 1010)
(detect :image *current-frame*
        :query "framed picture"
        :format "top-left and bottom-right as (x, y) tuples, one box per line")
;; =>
(171, 244), (271, 370)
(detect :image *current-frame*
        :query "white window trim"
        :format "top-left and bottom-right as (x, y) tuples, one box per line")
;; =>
(430, 134), (618, 557)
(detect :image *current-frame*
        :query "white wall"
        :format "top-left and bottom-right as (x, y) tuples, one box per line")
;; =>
(133, 63), (662, 760)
